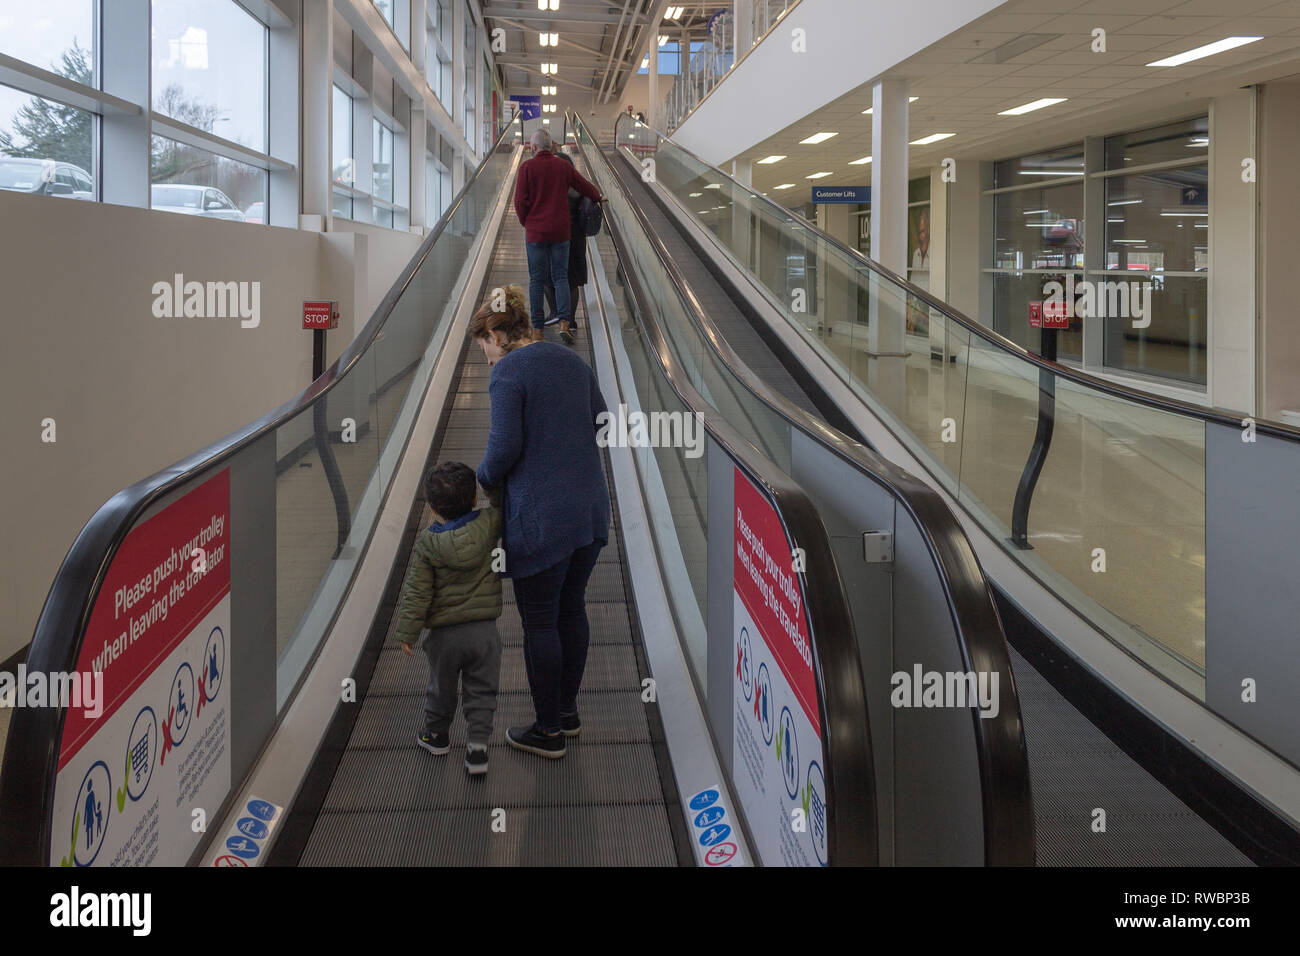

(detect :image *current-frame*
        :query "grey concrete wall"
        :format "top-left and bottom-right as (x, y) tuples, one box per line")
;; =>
(0, 190), (416, 660)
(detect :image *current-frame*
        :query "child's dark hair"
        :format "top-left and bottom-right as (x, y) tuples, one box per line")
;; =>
(424, 462), (477, 519)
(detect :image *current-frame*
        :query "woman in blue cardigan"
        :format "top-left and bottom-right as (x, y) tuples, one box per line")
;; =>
(470, 285), (611, 759)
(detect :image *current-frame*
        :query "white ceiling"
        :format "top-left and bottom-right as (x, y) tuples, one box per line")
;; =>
(740, 0), (1300, 196)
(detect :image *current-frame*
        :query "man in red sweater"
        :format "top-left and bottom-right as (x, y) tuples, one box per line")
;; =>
(514, 127), (604, 341)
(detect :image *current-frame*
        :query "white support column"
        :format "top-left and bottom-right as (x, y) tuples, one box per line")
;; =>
(1208, 89), (1257, 414)
(353, 43), (375, 224)
(869, 78), (909, 408)
(410, 106), (428, 230)
(268, 13), (300, 229)
(301, 0), (334, 225)
(731, 157), (753, 269)
(734, 0), (753, 54)
(410, 0), (428, 77)
(452, 0), (465, 138)
(647, 30), (659, 128)
(869, 79), (909, 279)
(100, 0), (150, 208)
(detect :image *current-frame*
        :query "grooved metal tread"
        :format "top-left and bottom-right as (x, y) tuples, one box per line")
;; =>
(299, 218), (679, 867)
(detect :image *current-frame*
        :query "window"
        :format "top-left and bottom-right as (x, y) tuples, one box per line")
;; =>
(1098, 118), (1208, 386)
(0, 1), (99, 203)
(373, 119), (393, 203)
(0, 0), (97, 78)
(332, 85), (353, 217)
(375, 0), (410, 50)
(150, 135), (266, 221)
(151, 0), (268, 153)
(990, 144), (1086, 360)
(0, 91), (97, 200)
(463, 5), (476, 143)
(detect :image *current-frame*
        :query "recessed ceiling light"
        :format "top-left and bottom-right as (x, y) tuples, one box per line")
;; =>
(665, 5), (684, 19)
(848, 155), (872, 165)
(799, 132), (837, 144)
(998, 97), (1067, 116)
(705, 183), (722, 189)
(689, 192), (702, 197)
(806, 171), (833, 179)
(1148, 36), (1263, 67)
(909, 133), (955, 145)
(862, 97), (917, 114)
(1113, 239), (1146, 244)
(773, 183), (796, 189)
(757, 155), (786, 164)
(1108, 199), (1143, 207)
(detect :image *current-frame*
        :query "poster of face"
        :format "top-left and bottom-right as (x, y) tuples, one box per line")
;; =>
(907, 205), (931, 336)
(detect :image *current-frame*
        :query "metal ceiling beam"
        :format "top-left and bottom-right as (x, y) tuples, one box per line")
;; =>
(495, 52), (609, 65)
(481, 5), (630, 25)
(488, 16), (610, 59)
(596, 0), (636, 104)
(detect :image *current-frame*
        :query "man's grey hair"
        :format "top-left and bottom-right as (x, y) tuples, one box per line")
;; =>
(530, 127), (553, 152)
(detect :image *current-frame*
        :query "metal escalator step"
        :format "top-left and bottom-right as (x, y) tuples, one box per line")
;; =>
(367, 641), (641, 696)
(300, 804), (677, 866)
(312, 736), (666, 814)
(340, 688), (655, 750)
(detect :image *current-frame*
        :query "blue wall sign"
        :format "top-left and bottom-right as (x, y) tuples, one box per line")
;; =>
(812, 186), (870, 204)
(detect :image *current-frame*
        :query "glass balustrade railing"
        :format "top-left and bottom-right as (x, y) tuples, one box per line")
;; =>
(608, 114), (1300, 701)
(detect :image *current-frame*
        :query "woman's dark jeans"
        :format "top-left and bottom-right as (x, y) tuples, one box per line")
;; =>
(513, 540), (604, 734)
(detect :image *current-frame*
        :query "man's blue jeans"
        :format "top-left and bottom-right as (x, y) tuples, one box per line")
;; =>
(526, 240), (571, 329)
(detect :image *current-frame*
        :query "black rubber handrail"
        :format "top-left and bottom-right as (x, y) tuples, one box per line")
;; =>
(581, 110), (1035, 865)
(0, 113), (523, 866)
(574, 122), (876, 867)
(612, 113), (1300, 440)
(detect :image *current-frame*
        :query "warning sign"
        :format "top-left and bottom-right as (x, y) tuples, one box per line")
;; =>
(50, 471), (232, 867)
(730, 468), (827, 866)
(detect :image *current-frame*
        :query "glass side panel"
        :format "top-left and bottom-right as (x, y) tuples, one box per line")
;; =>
(607, 115), (1210, 690)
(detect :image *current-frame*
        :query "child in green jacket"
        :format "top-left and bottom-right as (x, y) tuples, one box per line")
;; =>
(395, 461), (503, 775)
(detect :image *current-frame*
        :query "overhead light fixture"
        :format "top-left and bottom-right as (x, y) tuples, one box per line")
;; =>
(1148, 36), (1262, 67)
(689, 192), (703, 197)
(1113, 239), (1146, 244)
(542, 118), (550, 124)
(848, 155), (872, 165)
(773, 183), (796, 189)
(757, 155), (786, 164)
(538, 0), (560, 9)
(998, 97), (1067, 116)
(1022, 209), (1050, 215)
(640, 55), (649, 69)
(799, 131), (837, 144)
(539, 32), (559, 46)
(862, 97), (917, 114)
(705, 183), (722, 189)
(909, 132), (955, 145)
(806, 171), (833, 179)
(659, 35), (668, 46)
(665, 6), (684, 19)
(1107, 198), (1143, 206)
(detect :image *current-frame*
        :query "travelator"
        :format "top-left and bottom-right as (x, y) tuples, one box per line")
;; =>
(1, 106), (1038, 869)
(588, 110), (1300, 864)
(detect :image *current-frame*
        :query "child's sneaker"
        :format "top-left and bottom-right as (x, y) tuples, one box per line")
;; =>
(418, 730), (450, 755)
(560, 711), (581, 737)
(465, 743), (489, 775)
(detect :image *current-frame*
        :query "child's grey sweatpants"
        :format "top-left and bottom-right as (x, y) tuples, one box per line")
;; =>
(422, 618), (501, 744)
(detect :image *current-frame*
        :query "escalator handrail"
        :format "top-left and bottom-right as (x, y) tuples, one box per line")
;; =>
(612, 113), (1298, 439)
(582, 110), (1035, 865)
(0, 114), (522, 865)
(572, 119), (877, 866)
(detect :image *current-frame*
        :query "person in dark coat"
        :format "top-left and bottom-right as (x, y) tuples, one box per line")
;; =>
(542, 148), (589, 345)
(468, 285), (611, 759)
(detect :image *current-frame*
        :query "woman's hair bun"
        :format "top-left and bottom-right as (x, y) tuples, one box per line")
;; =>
(504, 284), (527, 315)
